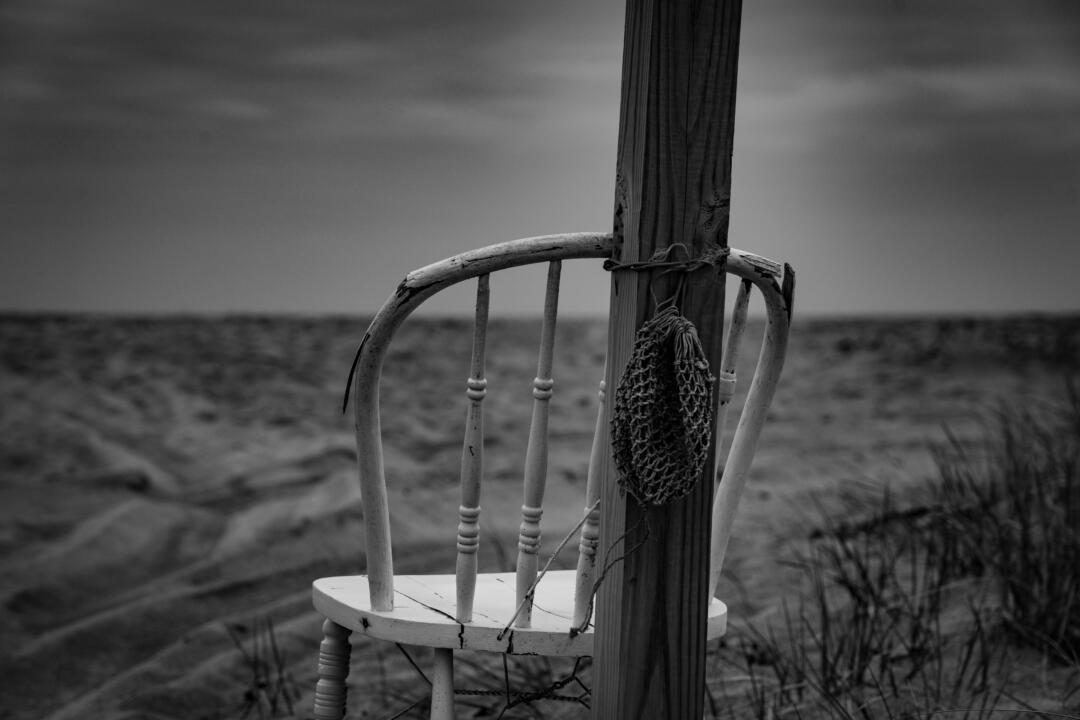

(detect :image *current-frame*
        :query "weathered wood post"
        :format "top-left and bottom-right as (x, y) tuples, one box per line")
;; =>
(592, 1), (743, 718)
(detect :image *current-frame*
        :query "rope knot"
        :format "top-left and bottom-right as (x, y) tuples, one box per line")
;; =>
(602, 241), (728, 276)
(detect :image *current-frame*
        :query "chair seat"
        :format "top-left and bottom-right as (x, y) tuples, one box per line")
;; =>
(314, 571), (728, 656)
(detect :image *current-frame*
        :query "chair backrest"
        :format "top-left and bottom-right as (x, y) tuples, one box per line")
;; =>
(346, 232), (793, 632)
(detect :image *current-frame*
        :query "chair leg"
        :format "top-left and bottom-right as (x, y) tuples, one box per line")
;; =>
(430, 647), (455, 720)
(313, 618), (351, 720)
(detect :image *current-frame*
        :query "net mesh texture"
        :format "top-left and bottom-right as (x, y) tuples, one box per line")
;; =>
(611, 304), (715, 506)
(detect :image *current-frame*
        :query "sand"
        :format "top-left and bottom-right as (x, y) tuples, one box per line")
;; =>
(0, 312), (1074, 719)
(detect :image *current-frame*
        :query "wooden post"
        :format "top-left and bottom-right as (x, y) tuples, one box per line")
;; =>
(592, 1), (743, 718)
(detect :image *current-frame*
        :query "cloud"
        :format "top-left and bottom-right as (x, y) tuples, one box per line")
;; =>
(738, 0), (1080, 164)
(0, 0), (623, 160)
(2, 0), (1077, 314)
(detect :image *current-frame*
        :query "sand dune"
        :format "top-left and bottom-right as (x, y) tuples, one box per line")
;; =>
(1, 313), (1074, 718)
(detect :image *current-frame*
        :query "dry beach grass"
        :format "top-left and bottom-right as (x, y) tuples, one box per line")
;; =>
(0, 312), (1077, 718)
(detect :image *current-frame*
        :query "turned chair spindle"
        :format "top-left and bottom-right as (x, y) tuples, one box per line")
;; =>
(514, 261), (561, 628)
(714, 278), (753, 459)
(455, 274), (490, 623)
(571, 378), (606, 632)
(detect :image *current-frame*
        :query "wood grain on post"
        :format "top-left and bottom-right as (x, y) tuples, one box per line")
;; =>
(592, 1), (743, 718)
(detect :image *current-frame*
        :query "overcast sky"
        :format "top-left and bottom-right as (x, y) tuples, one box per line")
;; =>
(2, 0), (1078, 316)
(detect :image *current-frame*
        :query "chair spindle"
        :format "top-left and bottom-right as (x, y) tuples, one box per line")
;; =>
(714, 278), (752, 481)
(514, 260), (562, 628)
(571, 378), (606, 631)
(455, 274), (490, 623)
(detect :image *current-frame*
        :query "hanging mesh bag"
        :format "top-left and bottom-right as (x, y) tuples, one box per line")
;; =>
(611, 304), (715, 506)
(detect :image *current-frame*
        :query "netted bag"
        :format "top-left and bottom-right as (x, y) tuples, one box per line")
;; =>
(611, 305), (715, 506)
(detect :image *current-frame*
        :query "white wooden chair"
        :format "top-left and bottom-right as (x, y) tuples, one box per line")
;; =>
(311, 232), (793, 719)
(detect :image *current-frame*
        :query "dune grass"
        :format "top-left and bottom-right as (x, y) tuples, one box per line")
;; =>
(712, 381), (1080, 719)
(225, 617), (299, 719)
(932, 384), (1080, 664)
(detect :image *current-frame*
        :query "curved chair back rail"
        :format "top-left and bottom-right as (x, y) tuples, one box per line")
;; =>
(347, 231), (792, 617)
(709, 254), (792, 599)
